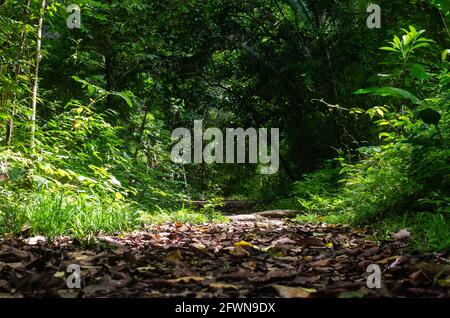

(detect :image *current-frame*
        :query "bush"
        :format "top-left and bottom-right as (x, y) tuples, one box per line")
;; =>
(288, 26), (450, 251)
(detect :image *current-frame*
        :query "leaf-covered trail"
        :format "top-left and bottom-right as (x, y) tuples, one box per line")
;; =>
(0, 214), (449, 298)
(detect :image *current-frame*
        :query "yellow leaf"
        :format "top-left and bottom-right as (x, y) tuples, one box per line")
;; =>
(376, 108), (384, 117)
(442, 49), (449, 62)
(228, 246), (250, 257)
(166, 276), (205, 284)
(136, 266), (156, 272)
(438, 277), (450, 287)
(190, 242), (207, 250)
(234, 240), (255, 248)
(377, 255), (400, 264)
(115, 192), (123, 200)
(72, 120), (82, 129)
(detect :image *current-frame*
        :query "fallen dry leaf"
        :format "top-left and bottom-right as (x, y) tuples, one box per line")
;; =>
(210, 282), (240, 290)
(166, 276), (206, 284)
(311, 258), (333, 267)
(273, 285), (317, 298)
(272, 237), (296, 246)
(0, 213), (446, 298)
(24, 236), (46, 246)
(166, 249), (183, 263)
(234, 240), (256, 248)
(226, 246), (250, 256)
(393, 229), (411, 240)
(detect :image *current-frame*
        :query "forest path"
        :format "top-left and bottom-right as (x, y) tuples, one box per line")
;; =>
(0, 214), (449, 297)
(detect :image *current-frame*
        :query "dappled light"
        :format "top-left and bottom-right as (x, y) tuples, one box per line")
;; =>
(0, 0), (448, 304)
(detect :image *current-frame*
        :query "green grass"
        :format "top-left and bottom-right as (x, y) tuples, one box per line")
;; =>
(278, 139), (450, 252)
(141, 207), (229, 225)
(0, 190), (227, 241)
(294, 210), (450, 251)
(376, 211), (450, 251)
(0, 191), (143, 240)
(295, 211), (352, 225)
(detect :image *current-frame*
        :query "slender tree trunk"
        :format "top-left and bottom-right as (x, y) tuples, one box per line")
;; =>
(133, 104), (149, 158)
(105, 0), (115, 110)
(30, 0), (46, 152)
(182, 165), (188, 189)
(6, 0), (31, 146)
(105, 52), (115, 109)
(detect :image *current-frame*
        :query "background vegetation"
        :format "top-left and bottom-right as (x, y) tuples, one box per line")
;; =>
(0, 0), (448, 250)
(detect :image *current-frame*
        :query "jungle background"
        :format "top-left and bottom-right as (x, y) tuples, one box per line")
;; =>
(0, 0), (449, 252)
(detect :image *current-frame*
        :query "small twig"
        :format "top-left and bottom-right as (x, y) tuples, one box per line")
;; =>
(311, 98), (350, 111)
(434, 253), (450, 264)
(439, 11), (450, 40)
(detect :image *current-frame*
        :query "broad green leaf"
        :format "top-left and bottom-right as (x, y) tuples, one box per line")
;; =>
(412, 43), (430, 50)
(442, 49), (449, 62)
(379, 132), (392, 139)
(354, 87), (420, 103)
(114, 92), (133, 107)
(379, 46), (399, 52)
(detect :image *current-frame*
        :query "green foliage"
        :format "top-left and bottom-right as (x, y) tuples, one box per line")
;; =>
(430, 0), (450, 17)
(380, 26), (434, 63)
(355, 87), (420, 104)
(289, 27), (450, 251)
(1, 0), (449, 251)
(0, 190), (142, 241)
(356, 26), (436, 104)
(291, 166), (343, 214)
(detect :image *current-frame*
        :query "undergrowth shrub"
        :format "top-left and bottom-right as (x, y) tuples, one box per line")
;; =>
(289, 27), (450, 251)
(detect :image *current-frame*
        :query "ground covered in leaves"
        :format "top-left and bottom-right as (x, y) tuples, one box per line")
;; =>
(0, 214), (449, 298)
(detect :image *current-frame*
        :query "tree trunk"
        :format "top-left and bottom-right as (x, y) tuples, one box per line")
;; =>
(104, 0), (115, 111)
(133, 104), (149, 158)
(30, 0), (46, 152)
(105, 52), (115, 109)
(6, 0), (31, 146)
